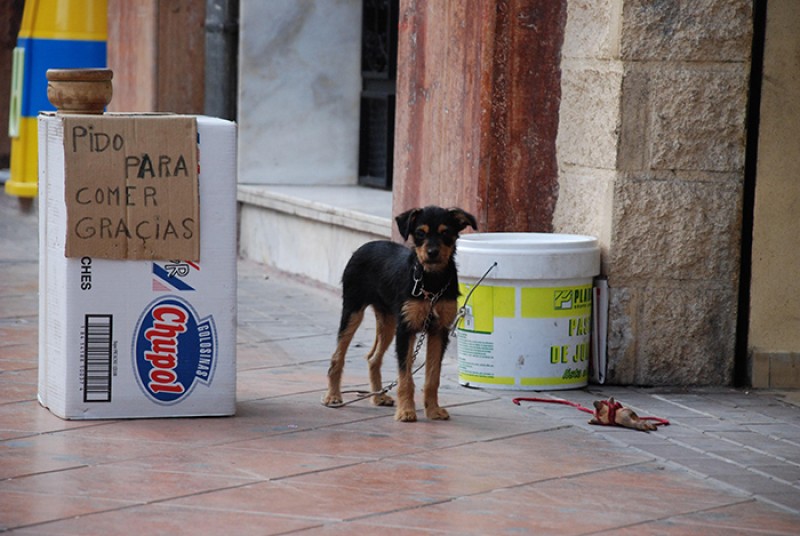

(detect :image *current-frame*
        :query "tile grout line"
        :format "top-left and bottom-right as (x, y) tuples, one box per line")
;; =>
(577, 497), (761, 536)
(586, 427), (800, 515)
(1, 480), (266, 533)
(342, 458), (660, 525)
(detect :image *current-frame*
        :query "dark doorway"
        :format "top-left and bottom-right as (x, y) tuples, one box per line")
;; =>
(734, 0), (767, 387)
(358, 0), (398, 190)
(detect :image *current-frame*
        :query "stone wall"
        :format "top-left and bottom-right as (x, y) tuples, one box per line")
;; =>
(556, 0), (752, 385)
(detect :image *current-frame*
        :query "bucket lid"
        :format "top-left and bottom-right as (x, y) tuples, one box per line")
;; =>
(458, 232), (598, 252)
(456, 233), (601, 281)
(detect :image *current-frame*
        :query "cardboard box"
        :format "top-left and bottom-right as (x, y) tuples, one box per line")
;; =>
(38, 113), (237, 419)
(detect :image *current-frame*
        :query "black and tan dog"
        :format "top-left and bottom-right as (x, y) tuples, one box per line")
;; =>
(322, 206), (477, 422)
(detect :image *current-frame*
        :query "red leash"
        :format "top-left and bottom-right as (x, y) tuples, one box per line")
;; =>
(512, 396), (670, 427)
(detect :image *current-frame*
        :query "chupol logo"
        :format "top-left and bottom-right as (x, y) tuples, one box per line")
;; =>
(133, 297), (216, 404)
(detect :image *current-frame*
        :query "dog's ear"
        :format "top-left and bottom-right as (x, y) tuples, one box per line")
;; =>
(396, 208), (422, 240)
(448, 208), (478, 232)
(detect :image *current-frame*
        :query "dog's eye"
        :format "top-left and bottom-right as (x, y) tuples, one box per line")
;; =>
(414, 229), (426, 241)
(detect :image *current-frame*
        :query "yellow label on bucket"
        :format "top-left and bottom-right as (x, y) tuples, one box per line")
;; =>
(457, 283), (593, 390)
(457, 284), (514, 334)
(521, 285), (593, 318)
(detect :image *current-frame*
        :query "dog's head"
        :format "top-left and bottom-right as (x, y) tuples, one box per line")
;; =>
(396, 206), (477, 272)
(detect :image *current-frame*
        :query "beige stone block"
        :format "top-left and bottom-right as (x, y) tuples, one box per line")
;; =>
(558, 62), (623, 169)
(648, 66), (749, 172)
(620, 64), (749, 173)
(637, 284), (737, 385)
(610, 178), (742, 283)
(563, 0), (622, 59)
(621, 0), (752, 62)
(750, 351), (770, 389)
(617, 66), (650, 171)
(552, 169), (615, 265)
(605, 286), (639, 384)
(769, 353), (800, 389)
(606, 283), (737, 386)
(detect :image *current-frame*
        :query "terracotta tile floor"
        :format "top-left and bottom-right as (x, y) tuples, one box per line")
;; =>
(2, 193), (800, 534)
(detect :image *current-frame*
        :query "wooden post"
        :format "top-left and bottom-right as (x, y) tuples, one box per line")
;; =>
(107, 0), (205, 113)
(392, 0), (567, 234)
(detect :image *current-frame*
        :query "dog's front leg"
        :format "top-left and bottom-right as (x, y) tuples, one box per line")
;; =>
(394, 329), (417, 422)
(423, 329), (450, 420)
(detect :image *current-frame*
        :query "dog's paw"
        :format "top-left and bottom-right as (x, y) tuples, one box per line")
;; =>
(321, 392), (343, 407)
(372, 393), (395, 407)
(394, 407), (418, 422)
(426, 406), (450, 420)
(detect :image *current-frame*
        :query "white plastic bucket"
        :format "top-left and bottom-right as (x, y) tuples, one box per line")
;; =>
(455, 233), (601, 390)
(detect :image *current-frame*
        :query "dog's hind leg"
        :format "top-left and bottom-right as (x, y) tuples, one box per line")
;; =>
(322, 307), (365, 407)
(365, 309), (396, 406)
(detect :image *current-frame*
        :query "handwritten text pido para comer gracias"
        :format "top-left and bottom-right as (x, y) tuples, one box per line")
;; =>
(69, 124), (195, 242)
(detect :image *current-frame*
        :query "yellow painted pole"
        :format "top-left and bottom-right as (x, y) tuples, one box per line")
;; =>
(6, 0), (107, 203)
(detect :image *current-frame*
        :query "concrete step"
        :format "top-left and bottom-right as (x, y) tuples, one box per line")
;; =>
(237, 185), (392, 287)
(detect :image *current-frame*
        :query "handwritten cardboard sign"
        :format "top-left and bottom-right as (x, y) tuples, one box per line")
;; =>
(63, 115), (199, 260)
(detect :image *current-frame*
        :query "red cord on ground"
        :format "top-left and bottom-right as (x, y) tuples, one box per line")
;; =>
(512, 396), (670, 427)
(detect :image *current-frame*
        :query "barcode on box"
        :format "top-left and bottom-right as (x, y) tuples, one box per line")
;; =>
(84, 314), (113, 402)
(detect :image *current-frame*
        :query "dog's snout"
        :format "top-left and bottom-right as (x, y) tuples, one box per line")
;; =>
(426, 246), (440, 260)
